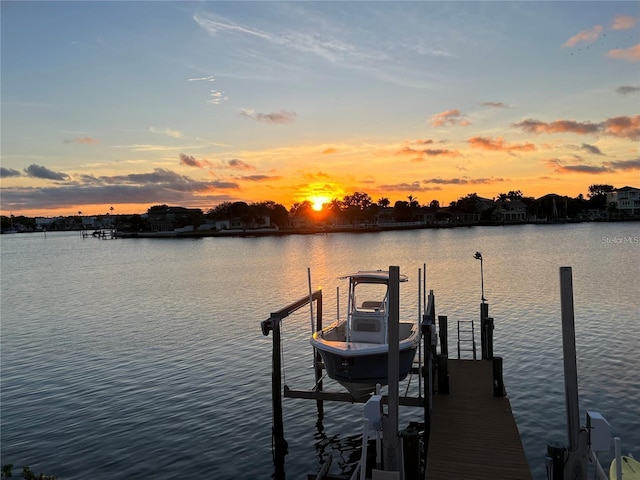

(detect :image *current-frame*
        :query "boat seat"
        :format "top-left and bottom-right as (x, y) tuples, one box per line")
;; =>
(361, 301), (384, 311)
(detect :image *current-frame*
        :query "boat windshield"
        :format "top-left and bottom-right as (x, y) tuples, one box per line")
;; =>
(353, 282), (388, 312)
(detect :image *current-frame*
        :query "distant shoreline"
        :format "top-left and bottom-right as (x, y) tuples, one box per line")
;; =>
(4, 217), (638, 237)
(112, 217), (639, 239)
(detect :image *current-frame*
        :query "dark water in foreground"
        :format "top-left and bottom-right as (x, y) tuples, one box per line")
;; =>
(1, 223), (638, 479)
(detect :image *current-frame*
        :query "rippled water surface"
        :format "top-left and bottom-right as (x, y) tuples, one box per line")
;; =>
(1, 223), (638, 479)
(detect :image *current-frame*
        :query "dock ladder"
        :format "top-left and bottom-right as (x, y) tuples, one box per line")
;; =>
(457, 320), (477, 359)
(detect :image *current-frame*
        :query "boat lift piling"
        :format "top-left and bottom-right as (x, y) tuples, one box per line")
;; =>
(261, 288), (324, 477)
(546, 266), (590, 479)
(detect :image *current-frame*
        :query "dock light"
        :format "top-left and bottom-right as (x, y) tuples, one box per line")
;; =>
(474, 252), (486, 303)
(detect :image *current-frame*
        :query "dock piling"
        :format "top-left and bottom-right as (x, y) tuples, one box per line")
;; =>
(492, 356), (505, 397)
(555, 266), (588, 479)
(480, 302), (490, 359)
(438, 315), (448, 356)
(382, 266), (403, 474)
(270, 314), (288, 477)
(314, 293), (324, 417)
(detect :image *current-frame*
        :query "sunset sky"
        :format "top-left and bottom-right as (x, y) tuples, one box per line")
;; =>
(1, 1), (639, 217)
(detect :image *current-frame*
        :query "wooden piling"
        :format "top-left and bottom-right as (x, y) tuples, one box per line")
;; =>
(422, 291), (435, 463)
(314, 292), (324, 417)
(560, 266), (580, 452)
(261, 289), (323, 478)
(485, 317), (494, 360)
(480, 302), (490, 359)
(438, 315), (448, 356)
(558, 266), (589, 478)
(492, 356), (505, 397)
(382, 266), (402, 473)
(271, 315), (288, 478)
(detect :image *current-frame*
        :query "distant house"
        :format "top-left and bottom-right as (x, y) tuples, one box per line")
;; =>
(147, 205), (203, 232)
(536, 194), (570, 221)
(214, 215), (272, 231)
(493, 200), (527, 222)
(376, 207), (396, 225)
(475, 196), (496, 214)
(82, 217), (99, 229)
(35, 217), (55, 229)
(607, 186), (640, 217)
(411, 210), (435, 224)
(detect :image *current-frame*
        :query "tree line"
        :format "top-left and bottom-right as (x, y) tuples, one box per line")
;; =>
(0, 184), (627, 233)
(206, 184), (621, 226)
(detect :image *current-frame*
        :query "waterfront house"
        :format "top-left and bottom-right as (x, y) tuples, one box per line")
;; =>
(147, 205), (203, 232)
(493, 200), (528, 223)
(607, 186), (640, 217)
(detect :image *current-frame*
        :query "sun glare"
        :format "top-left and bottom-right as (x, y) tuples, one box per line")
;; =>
(310, 195), (330, 211)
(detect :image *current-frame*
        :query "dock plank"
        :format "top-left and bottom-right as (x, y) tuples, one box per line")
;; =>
(426, 360), (531, 480)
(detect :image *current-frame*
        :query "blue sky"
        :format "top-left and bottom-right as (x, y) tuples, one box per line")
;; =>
(1, 1), (638, 216)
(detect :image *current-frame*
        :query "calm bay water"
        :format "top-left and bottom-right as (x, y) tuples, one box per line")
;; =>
(1, 223), (638, 479)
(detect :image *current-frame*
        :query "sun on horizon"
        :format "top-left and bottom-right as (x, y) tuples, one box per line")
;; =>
(309, 195), (331, 211)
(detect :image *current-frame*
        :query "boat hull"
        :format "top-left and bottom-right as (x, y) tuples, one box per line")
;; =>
(315, 343), (418, 398)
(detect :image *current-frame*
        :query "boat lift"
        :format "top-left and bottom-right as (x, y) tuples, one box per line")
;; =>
(261, 265), (442, 479)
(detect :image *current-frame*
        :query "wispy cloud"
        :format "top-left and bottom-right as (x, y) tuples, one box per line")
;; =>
(482, 102), (510, 109)
(468, 136), (536, 152)
(431, 109), (470, 127)
(194, 12), (381, 65)
(239, 108), (298, 124)
(188, 75), (216, 82)
(115, 144), (191, 152)
(612, 15), (638, 30)
(513, 116), (640, 140)
(422, 177), (504, 185)
(150, 127), (184, 139)
(227, 159), (257, 171)
(378, 181), (440, 192)
(562, 25), (603, 48)
(179, 153), (210, 168)
(581, 143), (603, 155)
(193, 14), (272, 41)
(608, 44), (640, 62)
(64, 136), (100, 145)
(545, 157), (640, 174)
(191, 10), (434, 89)
(396, 146), (460, 160)
(607, 158), (640, 170)
(207, 90), (228, 105)
(236, 174), (281, 182)
(546, 158), (609, 174)
(377, 176), (505, 193)
(616, 85), (640, 95)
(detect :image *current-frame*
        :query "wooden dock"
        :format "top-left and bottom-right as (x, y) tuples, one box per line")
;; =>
(426, 359), (531, 480)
